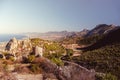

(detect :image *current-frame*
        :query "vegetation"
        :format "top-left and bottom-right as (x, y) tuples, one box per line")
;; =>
(43, 42), (65, 58)
(31, 38), (65, 58)
(66, 49), (73, 57)
(60, 36), (80, 44)
(77, 35), (104, 45)
(51, 57), (64, 66)
(31, 38), (45, 47)
(31, 38), (65, 66)
(95, 73), (117, 80)
(72, 43), (120, 79)
(62, 49), (74, 61)
(27, 55), (35, 62)
(29, 64), (43, 73)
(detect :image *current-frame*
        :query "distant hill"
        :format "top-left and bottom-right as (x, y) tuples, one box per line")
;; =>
(24, 30), (89, 41)
(24, 31), (76, 41)
(85, 24), (119, 37)
(60, 29), (89, 44)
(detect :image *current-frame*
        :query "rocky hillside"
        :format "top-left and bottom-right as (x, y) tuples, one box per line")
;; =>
(0, 37), (96, 80)
(76, 24), (120, 46)
(85, 24), (119, 37)
(32, 57), (95, 80)
(71, 27), (120, 79)
(0, 57), (95, 80)
(81, 27), (120, 51)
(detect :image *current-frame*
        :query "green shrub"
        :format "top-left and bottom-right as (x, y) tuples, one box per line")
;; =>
(9, 56), (15, 61)
(29, 64), (42, 73)
(95, 73), (117, 80)
(27, 55), (35, 62)
(51, 57), (64, 66)
(66, 49), (73, 57)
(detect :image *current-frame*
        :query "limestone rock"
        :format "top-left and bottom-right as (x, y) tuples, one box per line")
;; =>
(5, 38), (32, 60)
(57, 61), (95, 80)
(34, 57), (95, 80)
(5, 38), (32, 53)
(33, 46), (43, 57)
(5, 37), (18, 54)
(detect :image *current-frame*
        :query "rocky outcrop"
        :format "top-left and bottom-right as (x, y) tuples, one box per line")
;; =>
(4, 38), (32, 61)
(33, 46), (43, 57)
(57, 61), (95, 80)
(85, 24), (119, 37)
(5, 37), (18, 54)
(33, 58), (95, 80)
(5, 38), (32, 54)
(0, 57), (95, 80)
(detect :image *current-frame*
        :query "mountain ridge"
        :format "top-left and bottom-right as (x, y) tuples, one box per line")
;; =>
(81, 27), (120, 51)
(85, 24), (119, 37)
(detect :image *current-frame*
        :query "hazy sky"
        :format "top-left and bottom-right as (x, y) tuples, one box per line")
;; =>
(0, 0), (120, 33)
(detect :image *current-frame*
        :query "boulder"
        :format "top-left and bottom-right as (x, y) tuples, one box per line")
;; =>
(33, 46), (43, 57)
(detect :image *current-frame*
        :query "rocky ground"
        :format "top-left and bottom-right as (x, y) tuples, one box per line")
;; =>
(0, 38), (95, 80)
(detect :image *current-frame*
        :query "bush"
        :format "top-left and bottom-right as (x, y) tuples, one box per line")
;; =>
(95, 73), (117, 80)
(27, 55), (35, 62)
(29, 64), (42, 73)
(66, 49), (73, 57)
(51, 57), (64, 66)
(9, 56), (15, 61)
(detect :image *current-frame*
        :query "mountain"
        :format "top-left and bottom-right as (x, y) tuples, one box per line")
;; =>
(82, 27), (120, 51)
(76, 26), (120, 79)
(85, 24), (119, 37)
(70, 29), (89, 38)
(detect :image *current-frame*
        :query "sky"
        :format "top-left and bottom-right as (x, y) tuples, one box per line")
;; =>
(0, 0), (120, 33)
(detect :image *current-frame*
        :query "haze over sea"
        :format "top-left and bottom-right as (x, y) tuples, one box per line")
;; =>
(0, 34), (26, 42)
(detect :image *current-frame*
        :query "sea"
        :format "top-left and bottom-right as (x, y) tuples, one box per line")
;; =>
(0, 34), (27, 42)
